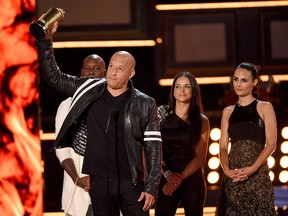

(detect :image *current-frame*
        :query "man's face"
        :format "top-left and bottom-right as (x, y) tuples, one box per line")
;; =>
(106, 53), (135, 92)
(81, 58), (105, 78)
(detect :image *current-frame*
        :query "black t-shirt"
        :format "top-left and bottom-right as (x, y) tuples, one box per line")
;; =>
(82, 88), (132, 180)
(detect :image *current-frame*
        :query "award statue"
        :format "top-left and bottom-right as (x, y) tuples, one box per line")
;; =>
(29, 7), (65, 40)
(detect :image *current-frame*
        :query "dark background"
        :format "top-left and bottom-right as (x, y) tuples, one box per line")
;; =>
(39, 0), (288, 211)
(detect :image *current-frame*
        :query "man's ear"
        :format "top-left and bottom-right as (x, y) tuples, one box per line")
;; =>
(129, 69), (135, 79)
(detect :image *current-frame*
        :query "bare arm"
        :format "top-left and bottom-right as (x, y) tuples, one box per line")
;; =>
(180, 115), (210, 179)
(61, 158), (79, 182)
(219, 106), (236, 178)
(61, 158), (90, 190)
(238, 101), (277, 177)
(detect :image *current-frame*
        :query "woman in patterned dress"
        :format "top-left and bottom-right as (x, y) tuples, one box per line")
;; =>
(217, 62), (277, 215)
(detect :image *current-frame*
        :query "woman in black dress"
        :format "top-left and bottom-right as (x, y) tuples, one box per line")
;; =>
(155, 72), (210, 216)
(217, 63), (277, 215)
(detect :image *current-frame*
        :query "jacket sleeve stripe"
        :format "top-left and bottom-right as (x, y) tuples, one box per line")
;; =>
(144, 131), (162, 142)
(144, 137), (162, 142)
(69, 78), (106, 111)
(144, 131), (161, 136)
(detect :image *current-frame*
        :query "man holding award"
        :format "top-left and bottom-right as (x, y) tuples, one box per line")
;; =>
(32, 9), (162, 216)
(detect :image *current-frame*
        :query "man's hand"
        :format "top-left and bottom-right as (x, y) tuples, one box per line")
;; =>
(44, 21), (59, 40)
(138, 192), (155, 212)
(76, 176), (90, 191)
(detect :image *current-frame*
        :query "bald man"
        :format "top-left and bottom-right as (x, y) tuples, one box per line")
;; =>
(34, 21), (161, 216)
(80, 54), (106, 78)
(55, 54), (105, 216)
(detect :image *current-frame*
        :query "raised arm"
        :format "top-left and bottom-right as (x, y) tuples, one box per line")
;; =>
(33, 21), (79, 97)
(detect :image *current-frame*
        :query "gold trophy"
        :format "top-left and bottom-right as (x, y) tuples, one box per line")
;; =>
(29, 7), (65, 40)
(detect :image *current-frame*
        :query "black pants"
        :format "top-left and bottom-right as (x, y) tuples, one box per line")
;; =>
(155, 170), (206, 216)
(89, 176), (149, 216)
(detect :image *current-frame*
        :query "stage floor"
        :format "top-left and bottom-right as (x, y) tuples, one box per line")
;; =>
(43, 185), (288, 216)
(43, 207), (217, 216)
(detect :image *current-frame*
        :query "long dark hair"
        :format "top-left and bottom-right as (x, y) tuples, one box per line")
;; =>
(168, 72), (203, 144)
(236, 62), (260, 98)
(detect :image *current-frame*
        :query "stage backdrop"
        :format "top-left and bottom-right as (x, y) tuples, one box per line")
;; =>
(0, 0), (42, 215)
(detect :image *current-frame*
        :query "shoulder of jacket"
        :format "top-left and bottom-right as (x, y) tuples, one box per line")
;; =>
(157, 105), (171, 123)
(133, 88), (155, 101)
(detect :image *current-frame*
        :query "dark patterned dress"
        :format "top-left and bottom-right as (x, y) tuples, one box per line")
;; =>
(217, 100), (275, 216)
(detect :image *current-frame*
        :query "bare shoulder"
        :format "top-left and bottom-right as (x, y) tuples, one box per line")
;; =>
(200, 114), (210, 131)
(200, 113), (209, 122)
(257, 100), (272, 107)
(222, 105), (234, 118)
(200, 113), (210, 125)
(257, 100), (274, 111)
(257, 100), (275, 117)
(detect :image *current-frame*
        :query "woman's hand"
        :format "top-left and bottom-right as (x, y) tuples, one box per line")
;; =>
(230, 166), (257, 182)
(225, 166), (256, 182)
(166, 172), (183, 186)
(162, 182), (179, 196)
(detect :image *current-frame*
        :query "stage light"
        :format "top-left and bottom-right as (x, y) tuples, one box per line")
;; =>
(281, 141), (288, 154)
(208, 157), (220, 170)
(279, 170), (288, 183)
(155, 1), (288, 11)
(158, 75), (288, 86)
(209, 142), (220, 155)
(228, 142), (231, 153)
(40, 130), (55, 140)
(207, 171), (220, 184)
(281, 127), (288, 139)
(280, 156), (288, 169)
(210, 128), (221, 141)
(156, 37), (163, 44)
(269, 171), (275, 182)
(53, 40), (156, 48)
(268, 156), (275, 169)
(218, 142), (232, 153)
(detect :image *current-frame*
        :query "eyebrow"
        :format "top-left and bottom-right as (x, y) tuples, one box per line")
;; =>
(175, 83), (190, 85)
(234, 75), (250, 79)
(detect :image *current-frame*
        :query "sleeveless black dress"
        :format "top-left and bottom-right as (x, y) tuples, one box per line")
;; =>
(217, 100), (275, 216)
(155, 109), (206, 216)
